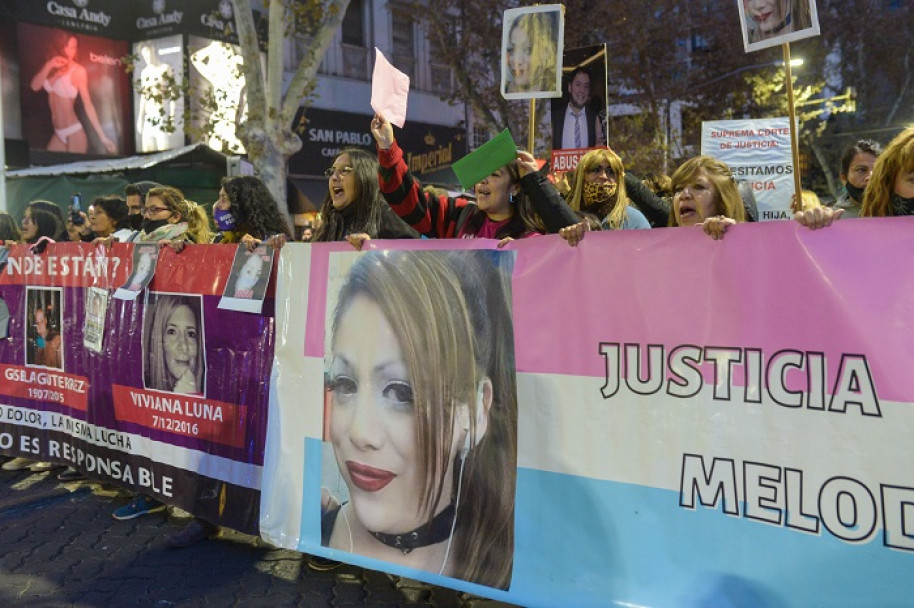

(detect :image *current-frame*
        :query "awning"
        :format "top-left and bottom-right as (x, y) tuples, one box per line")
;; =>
(7, 144), (229, 178)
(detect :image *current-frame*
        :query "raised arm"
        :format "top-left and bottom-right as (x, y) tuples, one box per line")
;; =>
(515, 151), (578, 232)
(30, 56), (65, 92)
(372, 114), (468, 238)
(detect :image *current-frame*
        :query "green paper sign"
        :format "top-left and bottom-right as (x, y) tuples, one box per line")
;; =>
(451, 129), (518, 190)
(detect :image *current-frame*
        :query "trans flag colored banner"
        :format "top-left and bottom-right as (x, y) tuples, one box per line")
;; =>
(261, 220), (914, 607)
(0, 243), (275, 534)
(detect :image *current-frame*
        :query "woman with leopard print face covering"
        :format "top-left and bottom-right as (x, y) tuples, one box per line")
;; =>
(565, 148), (651, 232)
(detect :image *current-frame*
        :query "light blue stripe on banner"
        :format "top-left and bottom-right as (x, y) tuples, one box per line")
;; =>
(297, 444), (913, 607)
(511, 468), (914, 608)
(298, 439), (324, 551)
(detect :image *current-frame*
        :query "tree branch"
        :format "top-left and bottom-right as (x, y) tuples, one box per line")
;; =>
(280, 0), (350, 128)
(231, 0), (266, 116)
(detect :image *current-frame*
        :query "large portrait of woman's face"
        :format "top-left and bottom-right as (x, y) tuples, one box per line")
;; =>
(501, 5), (565, 100)
(320, 249), (518, 590)
(143, 292), (207, 396)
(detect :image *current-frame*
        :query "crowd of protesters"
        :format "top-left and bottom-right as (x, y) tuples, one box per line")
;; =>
(1, 114), (912, 558)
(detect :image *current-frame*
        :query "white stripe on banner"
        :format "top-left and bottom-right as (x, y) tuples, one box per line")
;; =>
(0, 403), (261, 489)
(517, 372), (913, 490)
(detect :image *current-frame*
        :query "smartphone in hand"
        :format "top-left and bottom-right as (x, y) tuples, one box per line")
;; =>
(70, 193), (84, 225)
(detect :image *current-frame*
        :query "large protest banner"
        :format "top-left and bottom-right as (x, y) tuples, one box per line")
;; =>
(0, 243), (274, 533)
(702, 117), (794, 221)
(262, 222), (914, 606)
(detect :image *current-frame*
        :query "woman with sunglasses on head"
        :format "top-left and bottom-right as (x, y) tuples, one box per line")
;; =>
(371, 114), (577, 244)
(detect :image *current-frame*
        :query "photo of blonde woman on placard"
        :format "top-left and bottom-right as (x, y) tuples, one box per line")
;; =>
(501, 5), (564, 100)
(738, 0), (820, 53)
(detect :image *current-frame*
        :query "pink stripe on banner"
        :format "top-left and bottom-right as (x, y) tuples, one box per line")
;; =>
(511, 218), (914, 403)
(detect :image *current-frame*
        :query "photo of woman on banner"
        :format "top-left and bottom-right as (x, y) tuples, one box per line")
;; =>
(83, 287), (109, 354)
(502, 5), (564, 99)
(739, 0), (819, 52)
(25, 287), (63, 368)
(234, 250), (268, 299)
(321, 250), (517, 589)
(220, 245), (273, 306)
(143, 293), (206, 396)
(29, 30), (116, 154)
(120, 245), (159, 293)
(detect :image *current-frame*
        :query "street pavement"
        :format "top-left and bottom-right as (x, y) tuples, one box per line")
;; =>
(0, 466), (521, 608)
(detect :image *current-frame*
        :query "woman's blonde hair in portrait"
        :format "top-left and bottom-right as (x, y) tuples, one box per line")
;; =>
(668, 156), (746, 226)
(507, 12), (558, 92)
(144, 294), (205, 394)
(146, 186), (213, 243)
(566, 148), (632, 230)
(329, 250), (517, 589)
(861, 127), (914, 217)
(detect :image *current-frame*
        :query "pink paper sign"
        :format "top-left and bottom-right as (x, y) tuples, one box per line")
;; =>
(371, 47), (410, 128)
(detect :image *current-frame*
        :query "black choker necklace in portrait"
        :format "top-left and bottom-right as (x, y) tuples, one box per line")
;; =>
(369, 503), (457, 555)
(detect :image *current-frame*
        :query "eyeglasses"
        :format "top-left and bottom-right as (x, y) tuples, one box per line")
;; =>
(323, 166), (354, 178)
(142, 206), (171, 216)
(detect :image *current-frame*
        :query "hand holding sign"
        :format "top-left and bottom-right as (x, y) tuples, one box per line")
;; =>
(370, 113), (395, 150)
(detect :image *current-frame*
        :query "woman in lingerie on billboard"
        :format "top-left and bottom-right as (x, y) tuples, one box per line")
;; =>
(322, 250), (517, 589)
(29, 30), (116, 154)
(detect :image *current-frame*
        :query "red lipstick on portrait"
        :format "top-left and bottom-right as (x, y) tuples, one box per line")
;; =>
(346, 461), (396, 492)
